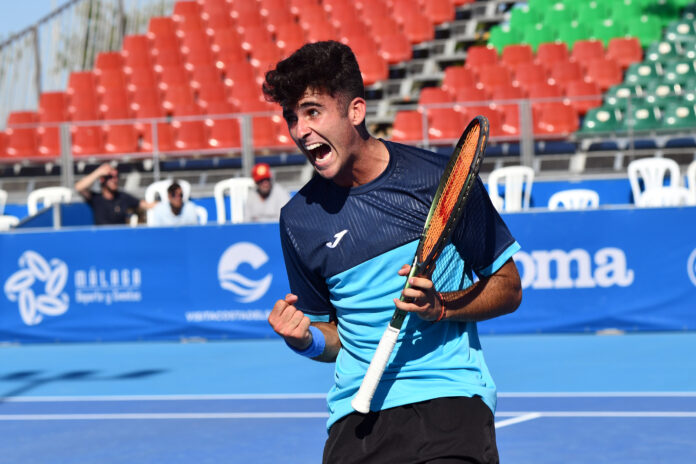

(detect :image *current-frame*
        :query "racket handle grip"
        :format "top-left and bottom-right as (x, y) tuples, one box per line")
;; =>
(351, 325), (400, 414)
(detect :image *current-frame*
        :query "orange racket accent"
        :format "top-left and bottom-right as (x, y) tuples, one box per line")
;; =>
(419, 124), (480, 266)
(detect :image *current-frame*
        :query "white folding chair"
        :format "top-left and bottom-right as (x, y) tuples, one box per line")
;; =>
(0, 188), (7, 215)
(0, 215), (19, 231)
(27, 186), (73, 216)
(637, 186), (692, 207)
(195, 205), (208, 225)
(548, 189), (600, 210)
(687, 160), (696, 205)
(214, 177), (254, 224)
(144, 179), (192, 224)
(487, 166), (534, 212)
(627, 157), (681, 206)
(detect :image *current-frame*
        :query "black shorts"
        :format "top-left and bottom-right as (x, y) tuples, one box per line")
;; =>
(322, 396), (499, 464)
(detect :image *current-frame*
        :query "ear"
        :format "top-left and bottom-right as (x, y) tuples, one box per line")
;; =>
(348, 97), (367, 127)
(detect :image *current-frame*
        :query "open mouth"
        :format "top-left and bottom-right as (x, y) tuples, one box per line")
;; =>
(306, 142), (332, 162)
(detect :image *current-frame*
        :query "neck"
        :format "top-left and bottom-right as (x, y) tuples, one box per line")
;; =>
(170, 204), (182, 215)
(102, 187), (115, 200)
(346, 138), (389, 187)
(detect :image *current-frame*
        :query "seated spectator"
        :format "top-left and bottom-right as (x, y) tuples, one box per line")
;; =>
(244, 162), (290, 222)
(149, 182), (199, 226)
(75, 162), (153, 225)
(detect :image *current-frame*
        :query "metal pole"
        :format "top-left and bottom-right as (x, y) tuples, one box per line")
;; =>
(519, 100), (534, 168)
(152, 122), (161, 181)
(32, 26), (42, 101)
(59, 123), (75, 189)
(241, 115), (254, 177)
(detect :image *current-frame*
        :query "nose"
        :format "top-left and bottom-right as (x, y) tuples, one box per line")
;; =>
(295, 117), (312, 140)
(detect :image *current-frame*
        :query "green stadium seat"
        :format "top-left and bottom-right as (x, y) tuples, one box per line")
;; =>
(580, 106), (623, 133)
(626, 15), (663, 47)
(543, 3), (575, 26)
(623, 102), (662, 132)
(509, 6), (541, 31)
(645, 41), (682, 62)
(556, 21), (590, 49)
(523, 24), (557, 52)
(661, 102), (696, 130)
(604, 83), (644, 110)
(644, 81), (683, 109)
(489, 25), (522, 53)
(577, 2), (607, 26)
(591, 19), (627, 47)
(665, 19), (696, 42)
(663, 59), (696, 85)
(624, 61), (663, 86)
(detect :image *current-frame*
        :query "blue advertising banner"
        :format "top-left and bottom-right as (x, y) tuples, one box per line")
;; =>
(1, 206), (695, 343)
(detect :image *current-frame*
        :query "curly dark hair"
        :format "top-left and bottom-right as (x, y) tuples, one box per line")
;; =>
(262, 41), (365, 112)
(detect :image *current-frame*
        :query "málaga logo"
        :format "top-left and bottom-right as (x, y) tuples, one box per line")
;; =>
(218, 242), (272, 303)
(3, 250), (69, 326)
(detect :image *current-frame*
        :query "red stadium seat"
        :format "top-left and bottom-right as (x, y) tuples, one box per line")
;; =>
(513, 62), (548, 91)
(162, 85), (197, 113)
(500, 105), (521, 137)
(536, 42), (569, 70)
(123, 35), (153, 71)
(527, 82), (564, 112)
(197, 80), (228, 109)
(451, 84), (490, 106)
(477, 64), (513, 91)
(354, 51), (388, 86)
(378, 32), (412, 64)
(441, 66), (476, 96)
(99, 88), (132, 120)
(96, 69), (128, 93)
(39, 92), (68, 122)
(564, 80), (602, 116)
(157, 65), (192, 91)
(67, 72), (99, 121)
(606, 37), (643, 71)
(147, 17), (179, 50)
(262, 0), (295, 34)
(174, 120), (209, 151)
(275, 21), (306, 56)
(140, 123), (176, 153)
(230, 1), (266, 34)
(427, 107), (466, 141)
(6, 112), (39, 158)
(253, 116), (282, 149)
(571, 39), (605, 69)
(180, 30), (216, 70)
(534, 102), (579, 136)
(206, 102), (242, 150)
(501, 44), (534, 71)
(490, 84), (525, 111)
(152, 47), (184, 72)
(548, 59), (583, 90)
(465, 45), (499, 75)
(584, 57), (623, 92)
(391, 110), (424, 142)
(0, 132), (8, 157)
(419, 87), (454, 106)
(71, 125), (105, 156)
(399, 10), (435, 44)
(104, 124), (139, 154)
(423, 0), (456, 25)
(190, 64), (223, 90)
(95, 52), (125, 71)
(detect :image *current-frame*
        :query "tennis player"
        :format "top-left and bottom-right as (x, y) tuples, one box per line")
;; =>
(264, 41), (522, 464)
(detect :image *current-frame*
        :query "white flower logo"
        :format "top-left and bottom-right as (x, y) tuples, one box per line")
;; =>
(218, 242), (272, 303)
(4, 251), (69, 325)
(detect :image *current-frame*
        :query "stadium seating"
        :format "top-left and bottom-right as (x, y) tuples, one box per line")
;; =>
(547, 189), (600, 210)
(214, 177), (254, 224)
(27, 186), (73, 216)
(627, 157), (682, 205)
(487, 165), (534, 212)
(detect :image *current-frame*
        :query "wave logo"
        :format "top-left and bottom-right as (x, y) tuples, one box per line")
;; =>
(218, 242), (272, 303)
(3, 251), (69, 325)
(688, 248), (696, 287)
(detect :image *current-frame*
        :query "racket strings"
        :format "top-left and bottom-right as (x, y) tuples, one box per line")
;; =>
(420, 124), (480, 268)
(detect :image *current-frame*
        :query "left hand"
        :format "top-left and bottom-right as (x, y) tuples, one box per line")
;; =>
(393, 264), (443, 321)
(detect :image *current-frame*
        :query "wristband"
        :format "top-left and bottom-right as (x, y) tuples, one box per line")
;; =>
(435, 292), (446, 322)
(287, 325), (325, 358)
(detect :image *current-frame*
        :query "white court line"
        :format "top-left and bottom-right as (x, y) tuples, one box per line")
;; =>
(4, 392), (696, 402)
(0, 412), (329, 421)
(1, 411), (695, 422)
(495, 413), (542, 428)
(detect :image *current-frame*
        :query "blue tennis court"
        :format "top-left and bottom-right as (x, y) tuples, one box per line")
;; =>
(2, 332), (695, 463)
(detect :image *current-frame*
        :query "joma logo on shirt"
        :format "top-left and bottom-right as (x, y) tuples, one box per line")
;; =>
(326, 230), (348, 248)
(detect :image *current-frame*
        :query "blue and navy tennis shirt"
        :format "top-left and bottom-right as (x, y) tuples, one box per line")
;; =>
(279, 140), (520, 430)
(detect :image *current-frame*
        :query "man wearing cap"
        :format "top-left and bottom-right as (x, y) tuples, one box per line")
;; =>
(244, 162), (291, 223)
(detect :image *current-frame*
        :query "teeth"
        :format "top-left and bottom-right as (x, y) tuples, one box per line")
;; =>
(306, 143), (322, 150)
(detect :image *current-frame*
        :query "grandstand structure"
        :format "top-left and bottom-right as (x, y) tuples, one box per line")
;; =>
(1, 0), (696, 206)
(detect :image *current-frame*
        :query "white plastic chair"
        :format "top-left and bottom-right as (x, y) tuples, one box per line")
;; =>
(214, 177), (254, 224)
(144, 179), (192, 224)
(548, 189), (600, 210)
(637, 186), (692, 207)
(0, 188), (7, 215)
(687, 160), (696, 205)
(27, 186), (73, 216)
(487, 166), (535, 212)
(195, 205), (208, 225)
(0, 215), (19, 231)
(627, 157), (681, 206)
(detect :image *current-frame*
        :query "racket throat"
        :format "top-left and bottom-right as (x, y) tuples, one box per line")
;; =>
(390, 258), (422, 329)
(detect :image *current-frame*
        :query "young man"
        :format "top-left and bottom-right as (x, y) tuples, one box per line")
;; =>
(264, 41), (522, 464)
(75, 163), (153, 225)
(149, 182), (198, 226)
(243, 162), (290, 222)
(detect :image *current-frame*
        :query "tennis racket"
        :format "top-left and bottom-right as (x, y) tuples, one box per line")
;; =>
(351, 115), (489, 414)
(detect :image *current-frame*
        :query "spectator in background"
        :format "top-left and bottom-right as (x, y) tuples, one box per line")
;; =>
(75, 162), (153, 225)
(149, 182), (199, 226)
(244, 162), (290, 222)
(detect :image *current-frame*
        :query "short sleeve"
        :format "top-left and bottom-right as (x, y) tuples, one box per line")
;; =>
(279, 214), (333, 320)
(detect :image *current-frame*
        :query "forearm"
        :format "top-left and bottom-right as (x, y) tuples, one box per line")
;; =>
(439, 259), (522, 323)
(310, 321), (341, 362)
(75, 171), (101, 194)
